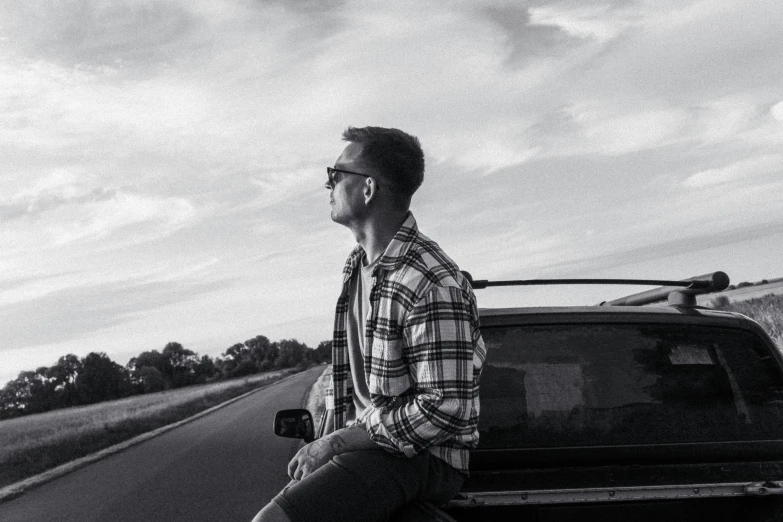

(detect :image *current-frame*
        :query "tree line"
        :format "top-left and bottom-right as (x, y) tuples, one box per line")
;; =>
(0, 336), (332, 420)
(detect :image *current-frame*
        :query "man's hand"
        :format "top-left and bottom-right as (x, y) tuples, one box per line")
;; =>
(287, 434), (345, 481)
(287, 424), (378, 481)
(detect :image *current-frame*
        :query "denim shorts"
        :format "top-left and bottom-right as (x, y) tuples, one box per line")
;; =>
(271, 449), (465, 522)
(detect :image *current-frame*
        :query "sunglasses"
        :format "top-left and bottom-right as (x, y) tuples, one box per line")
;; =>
(327, 167), (372, 187)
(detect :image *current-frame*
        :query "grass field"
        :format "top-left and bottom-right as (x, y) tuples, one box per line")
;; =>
(709, 293), (783, 348)
(0, 369), (292, 490)
(703, 278), (783, 304)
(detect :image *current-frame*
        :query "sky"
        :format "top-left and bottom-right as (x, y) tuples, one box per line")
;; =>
(1, 0), (782, 387)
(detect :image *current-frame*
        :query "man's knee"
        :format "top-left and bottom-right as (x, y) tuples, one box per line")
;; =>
(251, 501), (292, 522)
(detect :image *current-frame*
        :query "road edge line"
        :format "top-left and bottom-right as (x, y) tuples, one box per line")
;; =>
(0, 369), (307, 504)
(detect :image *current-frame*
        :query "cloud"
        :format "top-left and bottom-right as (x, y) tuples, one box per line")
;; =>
(12, 167), (82, 199)
(688, 97), (759, 145)
(248, 164), (325, 210)
(2, 0), (783, 386)
(590, 0), (783, 102)
(565, 103), (688, 155)
(0, 273), (234, 349)
(528, 3), (638, 42)
(541, 220), (783, 277)
(3, 0), (782, 177)
(1, 168), (119, 221)
(433, 130), (540, 174)
(518, 94), (780, 162)
(0, 169), (196, 254)
(481, 4), (576, 66)
(0, 1), (202, 68)
(6, 0), (775, 186)
(684, 154), (783, 188)
(772, 101), (783, 123)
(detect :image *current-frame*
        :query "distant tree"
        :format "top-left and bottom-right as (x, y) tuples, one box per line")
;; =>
(220, 343), (249, 377)
(219, 337), (282, 378)
(162, 342), (199, 388)
(0, 374), (34, 418)
(47, 354), (83, 408)
(139, 366), (165, 393)
(737, 282), (752, 288)
(245, 335), (278, 371)
(0, 369), (52, 416)
(0, 383), (18, 419)
(258, 359), (274, 372)
(232, 358), (259, 377)
(314, 341), (332, 364)
(128, 343), (201, 389)
(129, 350), (173, 389)
(32, 366), (57, 411)
(275, 339), (308, 369)
(223, 342), (249, 361)
(0, 333), (327, 419)
(76, 352), (132, 404)
(192, 355), (219, 383)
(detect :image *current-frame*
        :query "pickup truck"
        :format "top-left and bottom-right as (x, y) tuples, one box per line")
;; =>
(276, 272), (783, 521)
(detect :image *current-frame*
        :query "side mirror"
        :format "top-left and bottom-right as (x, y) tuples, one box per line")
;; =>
(274, 409), (315, 443)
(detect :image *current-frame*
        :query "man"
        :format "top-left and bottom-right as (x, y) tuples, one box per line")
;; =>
(253, 126), (485, 522)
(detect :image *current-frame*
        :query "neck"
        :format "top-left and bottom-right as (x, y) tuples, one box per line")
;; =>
(351, 209), (408, 264)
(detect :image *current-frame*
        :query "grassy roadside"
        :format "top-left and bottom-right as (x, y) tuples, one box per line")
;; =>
(0, 369), (294, 489)
(304, 365), (331, 433)
(709, 293), (783, 348)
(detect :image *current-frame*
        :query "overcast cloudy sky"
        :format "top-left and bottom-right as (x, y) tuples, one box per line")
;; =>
(2, 0), (782, 386)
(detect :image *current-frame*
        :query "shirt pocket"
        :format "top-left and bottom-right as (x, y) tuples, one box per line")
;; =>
(368, 337), (411, 396)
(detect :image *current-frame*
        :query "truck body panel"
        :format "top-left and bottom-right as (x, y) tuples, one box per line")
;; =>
(446, 303), (783, 520)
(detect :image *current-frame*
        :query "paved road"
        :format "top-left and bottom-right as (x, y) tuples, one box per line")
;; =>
(0, 366), (324, 522)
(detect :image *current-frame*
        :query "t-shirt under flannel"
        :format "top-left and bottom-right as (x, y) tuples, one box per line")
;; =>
(325, 212), (486, 474)
(345, 253), (376, 422)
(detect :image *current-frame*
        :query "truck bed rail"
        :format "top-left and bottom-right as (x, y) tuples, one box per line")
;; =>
(448, 481), (783, 508)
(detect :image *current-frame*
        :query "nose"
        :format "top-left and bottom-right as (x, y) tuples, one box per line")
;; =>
(324, 179), (332, 190)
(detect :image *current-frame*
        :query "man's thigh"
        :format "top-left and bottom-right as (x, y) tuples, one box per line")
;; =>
(271, 449), (438, 522)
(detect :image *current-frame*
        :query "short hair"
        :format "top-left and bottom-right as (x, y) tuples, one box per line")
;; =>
(342, 126), (425, 199)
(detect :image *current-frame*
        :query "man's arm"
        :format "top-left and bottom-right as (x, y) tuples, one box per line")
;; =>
(363, 285), (477, 458)
(289, 284), (479, 479)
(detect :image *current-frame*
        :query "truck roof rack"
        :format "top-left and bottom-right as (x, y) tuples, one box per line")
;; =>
(461, 271), (730, 307)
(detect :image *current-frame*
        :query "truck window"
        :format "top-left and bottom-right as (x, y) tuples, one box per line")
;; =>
(479, 324), (783, 449)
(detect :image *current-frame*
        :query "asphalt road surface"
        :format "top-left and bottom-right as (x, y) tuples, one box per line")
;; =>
(0, 366), (324, 522)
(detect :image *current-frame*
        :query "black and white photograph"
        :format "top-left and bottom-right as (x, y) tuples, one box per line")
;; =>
(1, 1), (782, 521)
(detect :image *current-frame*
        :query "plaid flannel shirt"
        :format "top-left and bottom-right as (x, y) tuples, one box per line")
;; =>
(324, 212), (485, 474)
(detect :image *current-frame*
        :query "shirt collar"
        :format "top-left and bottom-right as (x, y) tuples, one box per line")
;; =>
(377, 211), (417, 271)
(342, 212), (418, 283)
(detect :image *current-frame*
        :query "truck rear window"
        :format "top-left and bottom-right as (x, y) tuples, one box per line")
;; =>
(479, 324), (783, 449)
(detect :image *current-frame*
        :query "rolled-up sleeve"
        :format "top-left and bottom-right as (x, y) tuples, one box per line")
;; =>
(363, 285), (475, 458)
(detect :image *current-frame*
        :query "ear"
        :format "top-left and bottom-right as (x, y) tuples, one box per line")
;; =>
(363, 177), (378, 205)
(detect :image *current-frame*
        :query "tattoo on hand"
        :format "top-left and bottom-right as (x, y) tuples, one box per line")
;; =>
(299, 436), (346, 470)
(291, 431), (355, 481)
(328, 435), (348, 456)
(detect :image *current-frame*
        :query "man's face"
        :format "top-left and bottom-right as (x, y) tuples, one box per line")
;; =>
(326, 142), (372, 225)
